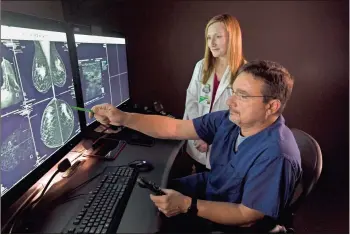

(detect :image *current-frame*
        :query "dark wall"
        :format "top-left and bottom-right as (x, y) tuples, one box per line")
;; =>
(1, 0), (64, 21)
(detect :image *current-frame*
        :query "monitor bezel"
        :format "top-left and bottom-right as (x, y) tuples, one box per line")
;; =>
(0, 11), (85, 211)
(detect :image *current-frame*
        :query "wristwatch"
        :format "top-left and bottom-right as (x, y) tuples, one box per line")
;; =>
(187, 197), (198, 215)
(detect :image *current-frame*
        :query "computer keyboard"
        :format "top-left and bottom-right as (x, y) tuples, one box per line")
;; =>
(62, 166), (138, 234)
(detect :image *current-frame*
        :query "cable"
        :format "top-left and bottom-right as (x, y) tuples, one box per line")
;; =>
(64, 164), (129, 197)
(101, 124), (111, 133)
(65, 172), (103, 196)
(31, 159), (71, 206)
(58, 194), (88, 206)
(30, 170), (60, 206)
(67, 193), (88, 199)
(8, 159), (71, 233)
(69, 150), (86, 154)
(70, 152), (84, 163)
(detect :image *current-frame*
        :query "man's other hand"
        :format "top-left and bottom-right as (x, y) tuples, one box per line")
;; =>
(150, 189), (191, 217)
(194, 139), (208, 153)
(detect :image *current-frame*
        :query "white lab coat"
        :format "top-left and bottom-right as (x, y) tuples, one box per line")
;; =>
(183, 59), (233, 169)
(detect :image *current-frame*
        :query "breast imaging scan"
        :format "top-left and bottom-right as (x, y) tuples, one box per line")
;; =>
(74, 34), (130, 125)
(1, 26), (80, 196)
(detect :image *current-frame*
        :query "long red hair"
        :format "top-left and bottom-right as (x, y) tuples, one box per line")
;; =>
(202, 14), (245, 85)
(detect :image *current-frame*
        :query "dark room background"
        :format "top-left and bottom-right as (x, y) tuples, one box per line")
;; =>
(2, 0), (349, 233)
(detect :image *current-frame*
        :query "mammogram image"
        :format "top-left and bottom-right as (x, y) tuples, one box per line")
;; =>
(40, 98), (74, 148)
(50, 42), (66, 87)
(32, 41), (66, 93)
(1, 120), (35, 172)
(81, 61), (103, 101)
(1, 58), (23, 109)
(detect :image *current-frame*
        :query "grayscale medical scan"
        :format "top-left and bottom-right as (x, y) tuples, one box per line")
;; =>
(1, 27), (80, 196)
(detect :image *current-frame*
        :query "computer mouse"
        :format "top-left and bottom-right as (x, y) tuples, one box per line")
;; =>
(128, 160), (154, 172)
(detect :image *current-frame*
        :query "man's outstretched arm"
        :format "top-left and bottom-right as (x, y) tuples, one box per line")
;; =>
(91, 103), (200, 140)
(122, 113), (200, 140)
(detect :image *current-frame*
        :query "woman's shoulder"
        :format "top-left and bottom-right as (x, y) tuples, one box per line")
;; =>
(194, 58), (205, 69)
(190, 59), (205, 82)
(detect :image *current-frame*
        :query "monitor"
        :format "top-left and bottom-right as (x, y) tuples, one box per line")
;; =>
(74, 34), (130, 126)
(1, 23), (81, 203)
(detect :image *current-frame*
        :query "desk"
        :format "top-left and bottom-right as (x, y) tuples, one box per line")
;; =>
(26, 138), (184, 233)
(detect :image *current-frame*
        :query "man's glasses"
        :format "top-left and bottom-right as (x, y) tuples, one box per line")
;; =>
(230, 89), (275, 101)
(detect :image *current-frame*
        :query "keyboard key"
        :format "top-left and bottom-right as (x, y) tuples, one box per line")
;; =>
(96, 225), (103, 233)
(89, 227), (96, 233)
(73, 220), (80, 225)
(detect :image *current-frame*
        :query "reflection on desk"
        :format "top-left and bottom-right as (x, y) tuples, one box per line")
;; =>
(20, 138), (184, 234)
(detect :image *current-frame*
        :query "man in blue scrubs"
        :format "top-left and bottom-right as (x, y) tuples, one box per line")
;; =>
(90, 60), (302, 233)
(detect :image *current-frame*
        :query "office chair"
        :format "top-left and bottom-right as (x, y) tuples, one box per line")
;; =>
(274, 128), (323, 233)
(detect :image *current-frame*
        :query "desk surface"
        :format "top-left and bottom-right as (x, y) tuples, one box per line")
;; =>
(35, 138), (184, 233)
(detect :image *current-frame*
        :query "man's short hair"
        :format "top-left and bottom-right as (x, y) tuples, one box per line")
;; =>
(235, 60), (294, 114)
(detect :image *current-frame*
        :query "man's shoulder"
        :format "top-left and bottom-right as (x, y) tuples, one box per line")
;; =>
(263, 122), (301, 168)
(195, 110), (233, 130)
(206, 110), (231, 123)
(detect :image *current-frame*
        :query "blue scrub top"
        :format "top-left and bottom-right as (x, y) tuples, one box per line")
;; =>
(182, 111), (302, 219)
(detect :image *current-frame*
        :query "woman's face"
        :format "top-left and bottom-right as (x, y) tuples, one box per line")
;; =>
(207, 22), (229, 58)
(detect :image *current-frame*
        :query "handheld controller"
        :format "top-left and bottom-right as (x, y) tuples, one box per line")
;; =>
(136, 177), (166, 196)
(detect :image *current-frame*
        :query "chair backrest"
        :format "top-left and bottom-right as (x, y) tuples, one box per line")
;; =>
(289, 128), (323, 210)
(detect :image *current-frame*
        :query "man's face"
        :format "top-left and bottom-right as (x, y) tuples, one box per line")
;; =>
(207, 22), (229, 58)
(226, 72), (270, 128)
